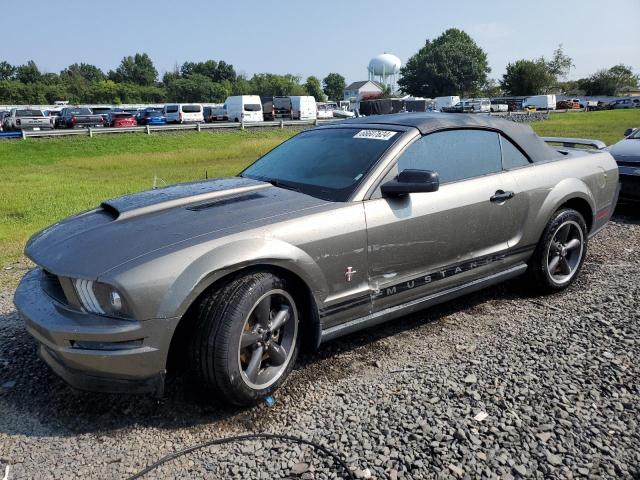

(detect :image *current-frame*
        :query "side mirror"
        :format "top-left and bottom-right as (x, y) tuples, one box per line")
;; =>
(624, 128), (633, 137)
(381, 169), (440, 197)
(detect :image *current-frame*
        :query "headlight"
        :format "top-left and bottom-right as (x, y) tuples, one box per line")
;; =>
(73, 279), (131, 319)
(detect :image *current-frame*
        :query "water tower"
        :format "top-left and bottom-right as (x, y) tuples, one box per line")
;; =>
(367, 53), (401, 91)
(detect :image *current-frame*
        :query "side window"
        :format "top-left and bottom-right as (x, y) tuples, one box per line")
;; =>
(500, 135), (531, 169)
(396, 129), (502, 184)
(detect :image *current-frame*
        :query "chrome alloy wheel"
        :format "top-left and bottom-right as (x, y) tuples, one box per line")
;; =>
(545, 220), (584, 285)
(238, 289), (298, 389)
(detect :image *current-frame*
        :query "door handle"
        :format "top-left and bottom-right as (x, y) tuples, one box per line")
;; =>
(490, 190), (515, 202)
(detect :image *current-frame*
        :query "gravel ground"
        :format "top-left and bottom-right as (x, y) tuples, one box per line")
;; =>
(0, 206), (638, 480)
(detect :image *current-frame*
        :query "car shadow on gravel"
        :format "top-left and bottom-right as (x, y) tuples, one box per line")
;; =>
(613, 202), (640, 225)
(0, 276), (537, 439)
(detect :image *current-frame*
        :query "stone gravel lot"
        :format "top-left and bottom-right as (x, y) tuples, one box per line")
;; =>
(0, 207), (638, 480)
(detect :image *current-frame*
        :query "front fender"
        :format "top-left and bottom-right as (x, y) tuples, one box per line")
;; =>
(158, 237), (329, 319)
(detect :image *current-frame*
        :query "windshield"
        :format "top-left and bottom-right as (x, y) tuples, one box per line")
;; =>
(147, 111), (163, 117)
(244, 104), (262, 111)
(241, 127), (401, 201)
(16, 109), (43, 117)
(182, 105), (201, 113)
(68, 108), (92, 115)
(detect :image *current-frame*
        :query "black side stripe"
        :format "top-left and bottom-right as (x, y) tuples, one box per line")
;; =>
(319, 244), (535, 318)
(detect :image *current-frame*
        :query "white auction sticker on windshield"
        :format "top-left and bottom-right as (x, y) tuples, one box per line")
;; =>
(353, 129), (397, 140)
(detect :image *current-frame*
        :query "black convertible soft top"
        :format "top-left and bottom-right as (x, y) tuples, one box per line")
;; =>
(341, 112), (560, 163)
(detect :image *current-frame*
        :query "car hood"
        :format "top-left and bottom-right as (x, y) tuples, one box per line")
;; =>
(26, 177), (331, 279)
(609, 139), (640, 161)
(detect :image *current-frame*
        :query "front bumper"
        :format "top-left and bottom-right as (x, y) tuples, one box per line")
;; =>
(14, 268), (179, 396)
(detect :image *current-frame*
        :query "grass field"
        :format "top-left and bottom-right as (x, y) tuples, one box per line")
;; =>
(1, 109), (639, 284)
(531, 109), (639, 146)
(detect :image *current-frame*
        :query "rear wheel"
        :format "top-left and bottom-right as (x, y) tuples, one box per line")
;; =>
(190, 272), (300, 405)
(527, 208), (587, 293)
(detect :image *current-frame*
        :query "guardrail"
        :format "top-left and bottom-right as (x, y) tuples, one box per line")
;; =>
(0, 109), (588, 141)
(3, 118), (343, 140)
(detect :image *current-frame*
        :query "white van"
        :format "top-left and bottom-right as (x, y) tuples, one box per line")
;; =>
(290, 96), (317, 120)
(522, 95), (556, 111)
(224, 95), (264, 122)
(163, 104), (204, 123)
(435, 96), (460, 111)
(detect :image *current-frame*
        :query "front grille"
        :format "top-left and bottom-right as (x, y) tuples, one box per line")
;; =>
(41, 270), (68, 305)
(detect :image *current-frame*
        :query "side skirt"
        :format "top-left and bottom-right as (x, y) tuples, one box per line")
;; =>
(319, 263), (527, 343)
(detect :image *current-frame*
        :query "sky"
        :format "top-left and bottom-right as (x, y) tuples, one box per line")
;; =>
(2, 0), (639, 84)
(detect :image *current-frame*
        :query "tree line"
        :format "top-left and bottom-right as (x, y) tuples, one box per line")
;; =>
(399, 28), (639, 98)
(0, 54), (347, 105)
(2, 30), (637, 105)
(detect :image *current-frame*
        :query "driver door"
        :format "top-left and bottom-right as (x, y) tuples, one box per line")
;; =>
(365, 129), (516, 312)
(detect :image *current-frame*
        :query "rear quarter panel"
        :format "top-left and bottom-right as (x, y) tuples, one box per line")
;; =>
(506, 150), (618, 249)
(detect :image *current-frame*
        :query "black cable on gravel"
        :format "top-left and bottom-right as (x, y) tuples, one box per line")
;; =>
(125, 432), (356, 480)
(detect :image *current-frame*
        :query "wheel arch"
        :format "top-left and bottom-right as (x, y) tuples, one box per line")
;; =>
(166, 262), (322, 372)
(164, 238), (327, 370)
(557, 197), (594, 233)
(535, 178), (596, 238)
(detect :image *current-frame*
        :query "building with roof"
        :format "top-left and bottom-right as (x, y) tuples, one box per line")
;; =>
(343, 80), (385, 103)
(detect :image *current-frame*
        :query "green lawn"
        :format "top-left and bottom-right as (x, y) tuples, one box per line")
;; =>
(531, 109), (639, 146)
(1, 109), (638, 286)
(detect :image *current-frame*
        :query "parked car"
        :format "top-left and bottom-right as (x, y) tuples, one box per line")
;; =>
(290, 96), (317, 120)
(260, 97), (274, 120)
(2, 108), (54, 131)
(163, 104), (204, 123)
(57, 107), (104, 128)
(274, 96), (293, 119)
(465, 98), (491, 113)
(262, 96), (293, 121)
(91, 107), (113, 123)
(442, 101), (476, 113)
(203, 105), (227, 123)
(44, 109), (62, 125)
(137, 109), (167, 126)
(107, 112), (137, 128)
(556, 100), (580, 110)
(611, 98), (640, 109)
(607, 127), (640, 201)
(15, 113), (619, 405)
(523, 95), (556, 110)
(490, 103), (508, 112)
(224, 95), (264, 122)
(0, 111), (8, 131)
(316, 102), (335, 119)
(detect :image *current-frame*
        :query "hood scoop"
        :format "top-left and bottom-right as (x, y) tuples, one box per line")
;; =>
(100, 177), (270, 220)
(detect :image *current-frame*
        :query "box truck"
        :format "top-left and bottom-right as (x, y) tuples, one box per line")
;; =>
(523, 95), (557, 111)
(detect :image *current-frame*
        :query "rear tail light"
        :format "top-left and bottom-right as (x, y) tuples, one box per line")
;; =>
(70, 116), (77, 125)
(16, 119), (21, 126)
(179, 112), (183, 121)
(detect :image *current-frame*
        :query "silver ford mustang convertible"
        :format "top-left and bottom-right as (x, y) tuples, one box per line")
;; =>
(15, 113), (619, 405)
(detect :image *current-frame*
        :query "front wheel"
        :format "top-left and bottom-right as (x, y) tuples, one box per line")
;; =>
(190, 272), (301, 405)
(527, 208), (588, 293)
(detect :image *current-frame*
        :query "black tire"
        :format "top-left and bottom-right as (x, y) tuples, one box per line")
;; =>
(190, 272), (301, 405)
(527, 208), (588, 293)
